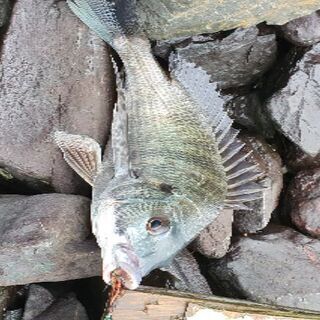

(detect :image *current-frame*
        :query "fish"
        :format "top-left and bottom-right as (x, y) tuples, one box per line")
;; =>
(54, 0), (263, 290)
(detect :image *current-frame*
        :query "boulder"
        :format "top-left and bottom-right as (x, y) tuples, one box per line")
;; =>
(266, 43), (320, 157)
(233, 135), (283, 233)
(209, 225), (320, 311)
(285, 168), (320, 238)
(0, 194), (101, 286)
(0, 0), (114, 194)
(170, 27), (277, 89)
(0, 0), (10, 28)
(137, 0), (320, 40)
(281, 10), (320, 46)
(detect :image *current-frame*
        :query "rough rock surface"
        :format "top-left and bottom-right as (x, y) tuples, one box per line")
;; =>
(209, 225), (320, 311)
(0, 0), (10, 28)
(285, 143), (320, 171)
(281, 10), (320, 46)
(0, 0), (114, 194)
(285, 168), (320, 238)
(137, 0), (320, 40)
(23, 285), (55, 320)
(0, 287), (17, 320)
(170, 27), (277, 89)
(162, 249), (211, 295)
(223, 91), (275, 138)
(233, 135), (283, 233)
(266, 43), (320, 157)
(33, 294), (88, 320)
(193, 209), (233, 259)
(0, 194), (101, 286)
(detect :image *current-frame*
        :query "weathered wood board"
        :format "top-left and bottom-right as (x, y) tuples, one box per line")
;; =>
(110, 287), (320, 320)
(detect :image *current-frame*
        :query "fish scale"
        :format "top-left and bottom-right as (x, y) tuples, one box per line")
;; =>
(54, 0), (264, 290)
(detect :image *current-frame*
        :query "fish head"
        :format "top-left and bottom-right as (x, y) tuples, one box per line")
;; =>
(92, 181), (197, 289)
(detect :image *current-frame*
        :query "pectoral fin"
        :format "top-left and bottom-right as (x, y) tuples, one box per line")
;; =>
(54, 131), (102, 186)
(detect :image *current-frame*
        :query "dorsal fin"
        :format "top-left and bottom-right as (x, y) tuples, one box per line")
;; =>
(54, 131), (102, 186)
(169, 55), (264, 208)
(111, 58), (130, 177)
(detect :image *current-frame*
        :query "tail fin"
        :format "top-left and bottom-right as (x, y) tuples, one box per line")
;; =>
(67, 0), (139, 48)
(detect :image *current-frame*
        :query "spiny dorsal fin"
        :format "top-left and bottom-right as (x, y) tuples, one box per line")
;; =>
(54, 131), (102, 186)
(169, 55), (264, 208)
(111, 58), (130, 177)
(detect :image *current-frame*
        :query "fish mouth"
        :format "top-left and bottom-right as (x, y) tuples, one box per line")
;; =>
(102, 244), (142, 290)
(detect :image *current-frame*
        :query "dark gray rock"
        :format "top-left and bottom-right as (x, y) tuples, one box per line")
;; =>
(137, 0), (320, 40)
(33, 294), (88, 320)
(233, 135), (283, 233)
(162, 249), (211, 295)
(4, 310), (23, 320)
(285, 168), (320, 238)
(0, 0), (10, 28)
(266, 43), (320, 157)
(223, 91), (275, 138)
(23, 285), (55, 320)
(0, 194), (101, 286)
(1, 287), (17, 320)
(193, 209), (233, 259)
(209, 225), (320, 311)
(281, 10), (320, 46)
(170, 27), (277, 89)
(0, 0), (114, 194)
(285, 143), (320, 172)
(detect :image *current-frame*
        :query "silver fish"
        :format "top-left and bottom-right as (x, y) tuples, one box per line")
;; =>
(54, 0), (263, 289)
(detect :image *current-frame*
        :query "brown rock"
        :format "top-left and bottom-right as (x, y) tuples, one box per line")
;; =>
(193, 209), (233, 259)
(286, 168), (320, 238)
(0, 194), (101, 286)
(233, 135), (283, 233)
(0, 0), (114, 194)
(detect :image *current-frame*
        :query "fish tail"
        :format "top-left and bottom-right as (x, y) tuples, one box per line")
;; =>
(67, 0), (139, 49)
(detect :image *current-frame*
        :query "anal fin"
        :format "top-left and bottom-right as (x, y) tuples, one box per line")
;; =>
(54, 131), (102, 186)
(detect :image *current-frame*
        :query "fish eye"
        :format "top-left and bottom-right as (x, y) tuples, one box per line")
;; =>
(146, 216), (170, 235)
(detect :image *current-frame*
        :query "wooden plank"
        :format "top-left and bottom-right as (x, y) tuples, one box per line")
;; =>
(110, 286), (320, 320)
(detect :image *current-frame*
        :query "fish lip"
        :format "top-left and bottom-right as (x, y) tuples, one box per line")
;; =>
(102, 243), (142, 290)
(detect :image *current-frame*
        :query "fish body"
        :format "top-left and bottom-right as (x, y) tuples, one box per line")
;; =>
(55, 0), (262, 289)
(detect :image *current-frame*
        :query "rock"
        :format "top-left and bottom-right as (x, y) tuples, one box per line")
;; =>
(137, 0), (320, 40)
(0, 0), (114, 194)
(281, 10), (320, 46)
(285, 143), (320, 171)
(223, 90), (275, 138)
(209, 225), (320, 311)
(233, 135), (283, 233)
(266, 43), (320, 157)
(0, 287), (17, 320)
(23, 285), (55, 320)
(0, 194), (101, 286)
(0, 0), (10, 28)
(193, 209), (233, 259)
(32, 294), (88, 320)
(170, 27), (277, 89)
(4, 310), (23, 320)
(285, 168), (320, 238)
(162, 249), (212, 295)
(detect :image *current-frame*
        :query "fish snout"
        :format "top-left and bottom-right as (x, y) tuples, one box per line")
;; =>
(102, 243), (142, 290)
